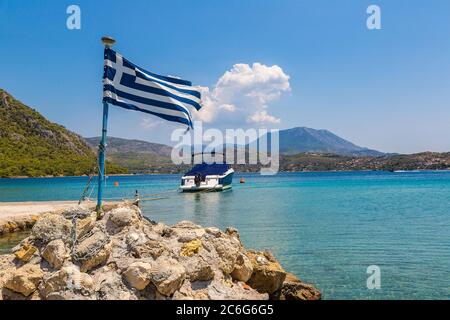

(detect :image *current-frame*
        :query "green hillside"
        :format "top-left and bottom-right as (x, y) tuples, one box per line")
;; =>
(87, 136), (450, 174)
(85, 137), (189, 174)
(0, 89), (127, 177)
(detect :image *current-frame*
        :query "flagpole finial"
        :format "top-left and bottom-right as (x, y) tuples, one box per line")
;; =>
(101, 36), (116, 48)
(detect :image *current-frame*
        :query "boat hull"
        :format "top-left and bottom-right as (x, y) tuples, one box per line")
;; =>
(180, 170), (234, 192)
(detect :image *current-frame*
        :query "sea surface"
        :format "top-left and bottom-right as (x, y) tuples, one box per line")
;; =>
(1, 171), (449, 300)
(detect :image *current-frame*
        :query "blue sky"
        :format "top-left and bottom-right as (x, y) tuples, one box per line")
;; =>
(1, 0), (449, 153)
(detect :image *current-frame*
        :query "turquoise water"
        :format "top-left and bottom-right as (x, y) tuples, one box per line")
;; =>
(1, 171), (449, 300)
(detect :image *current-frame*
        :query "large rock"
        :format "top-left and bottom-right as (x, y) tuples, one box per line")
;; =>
(129, 235), (168, 259)
(273, 273), (321, 300)
(173, 279), (268, 300)
(40, 264), (94, 299)
(107, 245), (135, 272)
(76, 212), (97, 238)
(13, 242), (38, 262)
(93, 267), (139, 300)
(205, 227), (221, 237)
(172, 281), (209, 300)
(42, 239), (70, 269)
(63, 208), (96, 238)
(1, 287), (41, 300)
(74, 229), (111, 272)
(246, 250), (286, 294)
(179, 256), (214, 282)
(207, 279), (269, 300)
(149, 256), (186, 296)
(80, 242), (112, 273)
(139, 283), (168, 300)
(4, 264), (44, 297)
(210, 236), (241, 274)
(122, 261), (152, 290)
(31, 213), (72, 244)
(0, 256), (15, 296)
(106, 206), (140, 233)
(231, 252), (253, 282)
(173, 221), (206, 242)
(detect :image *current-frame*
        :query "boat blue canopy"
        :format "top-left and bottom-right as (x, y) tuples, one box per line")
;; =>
(184, 163), (230, 176)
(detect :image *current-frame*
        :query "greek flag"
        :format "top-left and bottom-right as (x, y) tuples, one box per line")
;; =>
(103, 48), (201, 128)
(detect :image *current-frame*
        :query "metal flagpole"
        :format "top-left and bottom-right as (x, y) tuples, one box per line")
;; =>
(96, 36), (116, 214)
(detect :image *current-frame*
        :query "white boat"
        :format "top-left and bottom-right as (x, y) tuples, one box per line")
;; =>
(179, 163), (234, 192)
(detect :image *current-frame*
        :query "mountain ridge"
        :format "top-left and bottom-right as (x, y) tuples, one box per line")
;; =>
(86, 126), (385, 159)
(262, 126), (384, 157)
(85, 136), (185, 174)
(2, 87), (447, 177)
(85, 137), (172, 157)
(0, 89), (127, 177)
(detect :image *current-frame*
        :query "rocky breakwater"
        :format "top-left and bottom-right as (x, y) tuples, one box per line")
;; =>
(0, 204), (321, 300)
(0, 201), (118, 235)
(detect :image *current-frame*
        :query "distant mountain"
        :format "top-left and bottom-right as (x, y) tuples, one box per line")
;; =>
(258, 127), (384, 157)
(85, 137), (186, 174)
(0, 89), (127, 177)
(83, 134), (449, 173)
(84, 127), (385, 173)
(85, 137), (172, 157)
(277, 152), (450, 172)
(2, 88), (444, 177)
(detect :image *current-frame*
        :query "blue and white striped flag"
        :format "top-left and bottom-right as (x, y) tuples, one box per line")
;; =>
(103, 48), (201, 128)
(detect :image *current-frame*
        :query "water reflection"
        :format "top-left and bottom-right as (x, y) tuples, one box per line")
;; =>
(180, 191), (224, 227)
(0, 230), (30, 255)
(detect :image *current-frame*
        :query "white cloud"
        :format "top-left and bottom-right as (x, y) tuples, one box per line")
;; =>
(196, 62), (290, 125)
(219, 103), (236, 112)
(247, 110), (281, 124)
(138, 63), (290, 131)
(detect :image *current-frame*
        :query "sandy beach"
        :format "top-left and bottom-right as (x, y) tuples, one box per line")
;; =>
(0, 200), (118, 235)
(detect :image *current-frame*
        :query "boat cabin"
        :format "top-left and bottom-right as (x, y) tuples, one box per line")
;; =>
(180, 163), (234, 192)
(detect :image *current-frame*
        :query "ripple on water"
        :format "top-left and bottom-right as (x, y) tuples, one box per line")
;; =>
(0, 171), (449, 299)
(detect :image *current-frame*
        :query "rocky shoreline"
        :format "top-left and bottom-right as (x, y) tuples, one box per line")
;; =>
(0, 203), (320, 300)
(0, 201), (118, 235)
